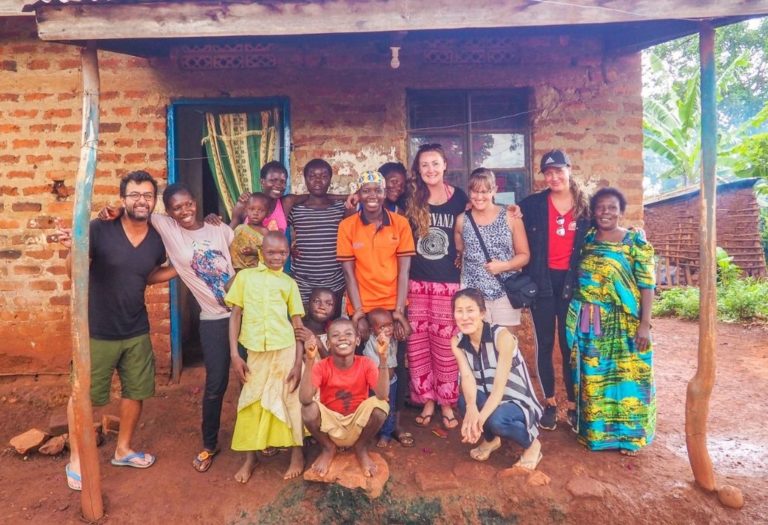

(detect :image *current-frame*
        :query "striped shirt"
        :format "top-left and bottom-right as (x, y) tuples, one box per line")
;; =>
(457, 323), (543, 440)
(288, 201), (346, 301)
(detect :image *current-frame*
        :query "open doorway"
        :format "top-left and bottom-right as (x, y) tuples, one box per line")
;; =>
(166, 98), (290, 378)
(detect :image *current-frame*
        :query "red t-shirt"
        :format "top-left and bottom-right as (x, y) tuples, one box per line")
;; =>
(547, 196), (576, 270)
(311, 356), (379, 416)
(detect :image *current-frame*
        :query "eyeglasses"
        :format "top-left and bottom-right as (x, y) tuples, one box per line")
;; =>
(555, 215), (566, 237)
(125, 192), (155, 201)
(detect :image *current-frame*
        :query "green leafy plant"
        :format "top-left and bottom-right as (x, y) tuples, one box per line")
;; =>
(654, 249), (768, 323)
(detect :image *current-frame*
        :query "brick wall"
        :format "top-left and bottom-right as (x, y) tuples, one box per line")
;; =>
(644, 184), (767, 279)
(0, 18), (643, 373)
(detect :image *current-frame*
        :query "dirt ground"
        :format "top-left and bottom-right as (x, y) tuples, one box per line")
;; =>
(1, 317), (767, 524)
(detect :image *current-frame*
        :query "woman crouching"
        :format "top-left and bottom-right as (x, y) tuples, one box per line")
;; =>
(451, 288), (543, 470)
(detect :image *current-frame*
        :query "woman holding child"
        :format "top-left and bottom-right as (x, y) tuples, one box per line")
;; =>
(451, 288), (543, 469)
(405, 143), (468, 430)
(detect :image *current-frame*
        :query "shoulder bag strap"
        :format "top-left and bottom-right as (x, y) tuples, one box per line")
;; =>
(467, 210), (506, 287)
(466, 210), (492, 263)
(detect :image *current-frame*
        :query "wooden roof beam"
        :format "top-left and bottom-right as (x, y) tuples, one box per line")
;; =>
(31, 0), (768, 42)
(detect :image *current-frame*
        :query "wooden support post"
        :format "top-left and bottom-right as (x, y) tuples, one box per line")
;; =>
(685, 22), (717, 493)
(70, 42), (104, 521)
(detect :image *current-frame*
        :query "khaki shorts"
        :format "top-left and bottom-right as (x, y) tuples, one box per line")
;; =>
(484, 295), (521, 327)
(316, 396), (389, 448)
(88, 334), (155, 406)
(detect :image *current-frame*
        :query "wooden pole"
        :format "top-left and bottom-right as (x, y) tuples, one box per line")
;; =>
(70, 42), (104, 520)
(685, 22), (716, 493)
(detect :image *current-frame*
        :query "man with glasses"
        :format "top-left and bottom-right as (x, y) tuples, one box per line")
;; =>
(57, 170), (174, 490)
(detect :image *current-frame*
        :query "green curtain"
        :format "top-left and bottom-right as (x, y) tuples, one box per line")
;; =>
(202, 109), (279, 217)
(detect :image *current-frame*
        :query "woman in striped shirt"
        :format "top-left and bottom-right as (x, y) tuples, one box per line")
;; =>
(288, 159), (347, 314)
(451, 288), (543, 470)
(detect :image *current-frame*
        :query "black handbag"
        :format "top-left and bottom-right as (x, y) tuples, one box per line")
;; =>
(466, 210), (538, 309)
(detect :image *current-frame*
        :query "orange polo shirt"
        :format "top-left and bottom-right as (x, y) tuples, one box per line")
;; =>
(337, 209), (415, 314)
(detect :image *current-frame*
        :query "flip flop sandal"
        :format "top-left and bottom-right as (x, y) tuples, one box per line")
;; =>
(469, 439), (502, 462)
(414, 413), (433, 427)
(512, 451), (543, 471)
(192, 449), (219, 473)
(441, 415), (459, 430)
(260, 447), (279, 457)
(111, 451), (156, 469)
(376, 436), (393, 449)
(394, 431), (415, 447)
(65, 463), (82, 491)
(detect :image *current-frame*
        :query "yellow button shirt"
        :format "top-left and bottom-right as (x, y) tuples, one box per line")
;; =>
(225, 264), (305, 352)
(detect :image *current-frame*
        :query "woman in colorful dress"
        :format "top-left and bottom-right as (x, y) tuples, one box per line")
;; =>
(566, 187), (655, 455)
(405, 143), (468, 430)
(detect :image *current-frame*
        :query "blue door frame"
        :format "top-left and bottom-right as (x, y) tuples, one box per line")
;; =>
(166, 97), (291, 382)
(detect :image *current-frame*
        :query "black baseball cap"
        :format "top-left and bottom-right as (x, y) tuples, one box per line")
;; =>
(540, 149), (571, 171)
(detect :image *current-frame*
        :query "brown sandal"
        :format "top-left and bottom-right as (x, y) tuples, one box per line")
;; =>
(192, 449), (219, 473)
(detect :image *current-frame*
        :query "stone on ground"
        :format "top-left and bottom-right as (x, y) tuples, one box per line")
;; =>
(39, 434), (67, 456)
(303, 452), (389, 498)
(414, 468), (460, 491)
(48, 411), (69, 436)
(717, 485), (745, 509)
(102, 414), (120, 434)
(526, 470), (551, 486)
(10, 428), (49, 455)
(566, 475), (611, 498)
(452, 461), (497, 481)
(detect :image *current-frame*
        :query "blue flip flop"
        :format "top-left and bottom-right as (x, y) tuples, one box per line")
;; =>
(65, 463), (82, 491)
(110, 451), (156, 469)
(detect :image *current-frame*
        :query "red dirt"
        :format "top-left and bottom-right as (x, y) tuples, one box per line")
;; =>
(1, 318), (767, 524)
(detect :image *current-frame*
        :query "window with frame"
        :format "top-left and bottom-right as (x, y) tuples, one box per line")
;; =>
(407, 89), (532, 204)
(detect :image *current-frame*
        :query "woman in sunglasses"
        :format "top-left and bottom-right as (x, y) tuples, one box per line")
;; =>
(518, 150), (590, 432)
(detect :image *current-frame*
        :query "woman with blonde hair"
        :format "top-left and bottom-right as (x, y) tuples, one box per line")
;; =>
(454, 168), (530, 329)
(518, 150), (590, 432)
(405, 143), (468, 429)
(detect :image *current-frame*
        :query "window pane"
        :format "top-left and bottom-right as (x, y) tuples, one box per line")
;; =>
(493, 170), (529, 204)
(409, 135), (465, 171)
(408, 91), (467, 131)
(471, 133), (526, 169)
(445, 170), (467, 191)
(470, 92), (528, 130)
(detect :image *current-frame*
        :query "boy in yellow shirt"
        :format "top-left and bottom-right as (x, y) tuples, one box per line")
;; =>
(226, 231), (306, 482)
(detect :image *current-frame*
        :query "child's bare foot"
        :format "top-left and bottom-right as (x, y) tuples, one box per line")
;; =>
(355, 447), (377, 477)
(234, 452), (257, 483)
(310, 445), (336, 477)
(283, 447), (305, 479)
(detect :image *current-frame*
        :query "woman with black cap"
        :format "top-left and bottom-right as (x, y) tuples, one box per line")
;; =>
(518, 150), (590, 431)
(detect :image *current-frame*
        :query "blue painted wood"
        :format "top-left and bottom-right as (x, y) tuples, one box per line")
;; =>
(165, 97), (291, 381)
(166, 104), (182, 383)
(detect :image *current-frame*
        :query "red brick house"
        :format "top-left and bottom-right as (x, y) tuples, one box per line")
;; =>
(644, 178), (767, 285)
(1, 1), (766, 375)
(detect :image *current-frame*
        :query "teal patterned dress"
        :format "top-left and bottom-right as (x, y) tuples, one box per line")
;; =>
(565, 228), (656, 452)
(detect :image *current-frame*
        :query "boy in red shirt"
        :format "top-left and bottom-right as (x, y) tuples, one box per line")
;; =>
(299, 318), (390, 477)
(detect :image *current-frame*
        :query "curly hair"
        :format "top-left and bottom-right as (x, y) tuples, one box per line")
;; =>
(406, 144), (447, 239)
